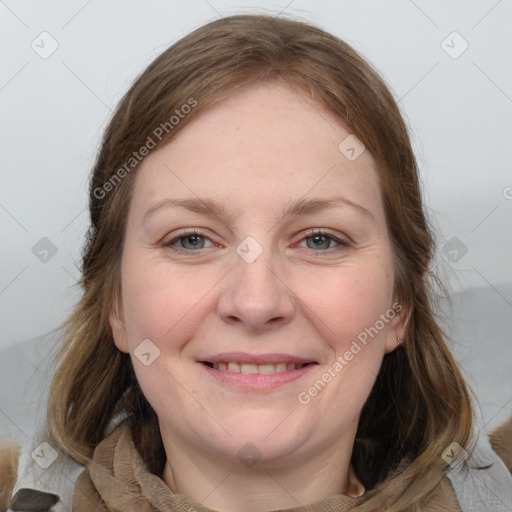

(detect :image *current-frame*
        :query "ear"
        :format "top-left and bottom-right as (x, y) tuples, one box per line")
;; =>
(109, 297), (130, 354)
(384, 300), (411, 354)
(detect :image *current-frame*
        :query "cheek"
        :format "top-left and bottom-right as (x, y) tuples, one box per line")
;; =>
(120, 255), (218, 347)
(293, 264), (394, 420)
(293, 261), (394, 347)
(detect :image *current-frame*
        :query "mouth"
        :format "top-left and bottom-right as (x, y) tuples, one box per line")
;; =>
(198, 355), (319, 390)
(200, 361), (316, 374)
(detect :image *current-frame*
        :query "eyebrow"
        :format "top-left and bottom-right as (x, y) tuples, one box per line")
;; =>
(142, 195), (375, 223)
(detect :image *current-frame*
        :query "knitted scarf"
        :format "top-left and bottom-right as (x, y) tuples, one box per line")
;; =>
(71, 421), (461, 512)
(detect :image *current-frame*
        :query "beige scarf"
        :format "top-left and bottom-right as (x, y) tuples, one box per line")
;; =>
(72, 421), (460, 512)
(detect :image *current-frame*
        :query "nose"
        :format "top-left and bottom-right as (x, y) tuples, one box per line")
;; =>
(217, 247), (296, 333)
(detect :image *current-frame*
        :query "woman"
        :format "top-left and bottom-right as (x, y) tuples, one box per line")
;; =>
(2, 14), (511, 512)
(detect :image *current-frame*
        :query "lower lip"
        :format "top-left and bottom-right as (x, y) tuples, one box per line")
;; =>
(199, 363), (317, 390)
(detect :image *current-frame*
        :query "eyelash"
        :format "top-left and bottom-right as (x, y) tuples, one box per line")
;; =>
(163, 228), (351, 254)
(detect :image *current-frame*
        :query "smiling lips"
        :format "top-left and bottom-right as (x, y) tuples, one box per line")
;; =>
(203, 361), (312, 374)
(199, 353), (318, 390)
(199, 352), (318, 376)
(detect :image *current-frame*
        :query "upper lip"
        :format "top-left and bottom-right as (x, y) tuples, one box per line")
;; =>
(198, 352), (317, 365)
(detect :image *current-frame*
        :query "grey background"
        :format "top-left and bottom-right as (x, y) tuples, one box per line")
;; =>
(1, 0), (511, 445)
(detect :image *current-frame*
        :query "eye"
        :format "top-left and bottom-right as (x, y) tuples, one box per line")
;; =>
(298, 229), (351, 251)
(164, 229), (215, 251)
(163, 228), (351, 254)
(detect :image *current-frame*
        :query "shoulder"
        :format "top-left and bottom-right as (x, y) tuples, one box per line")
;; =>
(446, 421), (512, 511)
(0, 436), (83, 512)
(2, 417), (512, 511)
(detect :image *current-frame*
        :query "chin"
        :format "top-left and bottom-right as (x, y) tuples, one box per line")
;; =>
(212, 415), (312, 467)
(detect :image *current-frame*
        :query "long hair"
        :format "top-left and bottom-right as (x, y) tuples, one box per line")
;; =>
(47, 14), (474, 510)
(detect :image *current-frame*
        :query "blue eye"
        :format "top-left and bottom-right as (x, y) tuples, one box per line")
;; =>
(300, 230), (350, 251)
(164, 229), (350, 254)
(305, 234), (335, 250)
(178, 234), (206, 249)
(165, 230), (214, 251)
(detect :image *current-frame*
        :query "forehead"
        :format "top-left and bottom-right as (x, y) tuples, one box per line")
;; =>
(130, 82), (384, 224)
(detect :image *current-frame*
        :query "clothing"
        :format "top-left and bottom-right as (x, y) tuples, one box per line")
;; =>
(3, 416), (512, 512)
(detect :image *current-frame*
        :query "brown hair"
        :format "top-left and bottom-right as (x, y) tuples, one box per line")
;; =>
(47, 14), (475, 510)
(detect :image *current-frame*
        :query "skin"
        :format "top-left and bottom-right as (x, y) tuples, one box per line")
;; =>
(110, 82), (409, 512)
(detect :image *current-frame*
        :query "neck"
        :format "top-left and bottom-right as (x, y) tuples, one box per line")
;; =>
(160, 429), (364, 512)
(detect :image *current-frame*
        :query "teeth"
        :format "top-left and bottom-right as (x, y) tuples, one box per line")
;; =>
(241, 363), (258, 374)
(228, 362), (241, 372)
(257, 364), (275, 375)
(210, 362), (308, 374)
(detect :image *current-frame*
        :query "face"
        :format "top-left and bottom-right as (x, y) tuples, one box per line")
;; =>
(110, 82), (407, 469)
